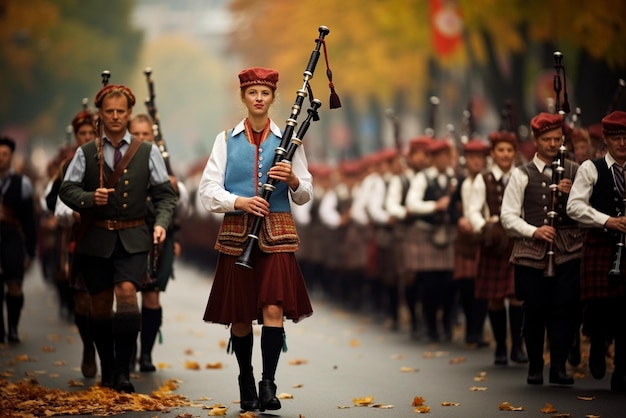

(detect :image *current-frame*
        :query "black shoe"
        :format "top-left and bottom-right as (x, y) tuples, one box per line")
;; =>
(81, 343), (97, 378)
(8, 327), (20, 343)
(611, 373), (626, 392)
(527, 362), (544, 385)
(114, 371), (135, 393)
(494, 346), (508, 365)
(139, 354), (156, 372)
(258, 379), (281, 411)
(549, 367), (574, 385)
(510, 344), (528, 364)
(589, 344), (606, 379)
(238, 375), (259, 411)
(100, 367), (115, 389)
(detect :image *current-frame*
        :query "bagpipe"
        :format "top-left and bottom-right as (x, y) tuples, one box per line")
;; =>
(144, 67), (174, 176)
(236, 25), (341, 270)
(544, 51), (569, 278)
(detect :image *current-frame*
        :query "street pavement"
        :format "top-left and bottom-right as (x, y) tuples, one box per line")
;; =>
(2, 261), (626, 417)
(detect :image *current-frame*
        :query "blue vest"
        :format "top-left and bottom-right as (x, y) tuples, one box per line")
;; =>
(224, 128), (291, 212)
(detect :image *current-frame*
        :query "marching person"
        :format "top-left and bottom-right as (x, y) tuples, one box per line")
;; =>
(386, 136), (433, 338)
(452, 138), (489, 348)
(197, 67), (313, 412)
(501, 112), (581, 385)
(0, 136), (37, 344)
(59, 85), (177, 392)
(405, 139), (457, 343)
(47, 109), (98, 378)
(468, 130), (526, 365)
(567, 110), (626, 391)
(129, 113), (190, 372)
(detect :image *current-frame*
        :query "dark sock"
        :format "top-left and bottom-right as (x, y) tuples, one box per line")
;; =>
(261, 326), (284, 382)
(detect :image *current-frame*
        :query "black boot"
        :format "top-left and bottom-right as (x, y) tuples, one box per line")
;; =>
(489, 309), (508, 365)
(527, 361), (545, 385)
(523, 308), (545, 385)
(6, 294), (24, 343)
(468, 298), (489, 347)
(74, 313), (97, 378)
(113, 310), (141, 393)
(549, 362), (574, 385)
(259, 326), (285, 411)
(139, 307), (161, 372)
(509, 305), (528, 364)
(90, 317), (115, 388)
(230, 332), (259, 411)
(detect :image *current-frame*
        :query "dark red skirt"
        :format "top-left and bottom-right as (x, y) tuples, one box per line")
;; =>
(203, 251), (313, 325)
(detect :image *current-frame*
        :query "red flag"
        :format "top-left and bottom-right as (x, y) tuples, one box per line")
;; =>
(430, 0), (463, 57)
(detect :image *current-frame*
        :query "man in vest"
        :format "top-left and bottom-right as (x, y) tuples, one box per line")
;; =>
(501, 112), (581, 386)
(59, 85), (177, 392)
(568, 110), (626, 392)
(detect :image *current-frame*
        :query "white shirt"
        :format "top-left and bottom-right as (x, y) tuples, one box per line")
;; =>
(500, 154), (547, 238)
(405, 166), (455, 215)
(385, 169), (414, 221)
(365, 172), (391, 225)
(567, 153), (621, 228)
(197, 119), (313, 213)
(467, 165), (513, 233)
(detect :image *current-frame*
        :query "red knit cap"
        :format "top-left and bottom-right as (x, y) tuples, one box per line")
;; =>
(530, 112), (563, 137)
(408, 136), (434, 151)
(428, 139), (452, 154)
(488, 130), (518, 149)
(602, 111), (626, 136)
(94, 85), (136, 109)
(463, 139), (490, 154)
(238, 67), (279, 90)
(71, 110), (94, 133)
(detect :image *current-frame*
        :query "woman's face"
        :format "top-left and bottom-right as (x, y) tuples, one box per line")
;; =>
(242, 85), (275, 117)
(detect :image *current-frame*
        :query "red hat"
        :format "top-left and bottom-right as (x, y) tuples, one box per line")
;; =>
(379, 148), (398, 161)
(408, 136), (434, 151)
(602, 110), (626, 136)
(238, 67), (279, 90)
(94, 84), (136, 109)
(488, 130), (518, 148)
(428, 139), (452, 154)
(530, 112), (563, 137)
(71, 110), (94, 133)
(588, 123), (603, 141)
(463, 139), (490, 154)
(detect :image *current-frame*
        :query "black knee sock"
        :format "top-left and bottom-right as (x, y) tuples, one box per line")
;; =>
(74, 313), (93, 348)
(231, 331), (254, 377)
(261, 326), (285, 382)
(489, 309), (507, 349)
(6, 294), (24, 332)
(113, 309), (141, 375)
(140, 307), (162, 357)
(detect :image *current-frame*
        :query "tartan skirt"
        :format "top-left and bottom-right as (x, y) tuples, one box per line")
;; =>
(581, 229), (626, 300)
(475, 242), (515, 300)
(403, 222), (455, 273)
(203, 251), (313, 325)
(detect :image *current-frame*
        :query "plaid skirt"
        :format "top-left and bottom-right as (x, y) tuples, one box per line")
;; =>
(203, 251), (313, 325)
(403, 222), (455, 273)
(581, 229), (626, 300)
(475, 242), (515, 300)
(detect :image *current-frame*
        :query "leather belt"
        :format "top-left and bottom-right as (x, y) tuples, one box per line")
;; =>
(93, 218), (145, 231)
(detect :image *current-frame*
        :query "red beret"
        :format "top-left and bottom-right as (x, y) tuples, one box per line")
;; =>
(408, 136), (434, 151)
(463, 139), (490, 154)
(94, 84), (136, 109)
(602, 111), (626, 136)
(378, 148), (398, 161)
(71, 110), (94, 133)
(428, 139), (452, 154)
(587, 123), (604, 141)
(238, 67), (279, 90)
(339, 160), (362, 176)
(488, 130), (518, 148)
(530, 112), (563, 137)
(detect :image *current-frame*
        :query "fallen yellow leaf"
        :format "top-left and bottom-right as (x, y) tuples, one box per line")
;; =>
(414, 405), (431, 413)
(277, 392), (293, 399)
(412, 396), (425, 406)
(540, 403), (557, 413)
(400, 366), (418, 373)
(353, 396), (374, 406)
(184, 360), (200, 370)
(577, 395), (596, 401)
(442, 401), (460, 406)
(469, 386), (487, 391)
(499, 401), (524, 411)
(205, 362), (223, 369)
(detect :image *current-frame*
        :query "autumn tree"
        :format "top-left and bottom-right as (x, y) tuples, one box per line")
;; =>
(0, 0), (142, 140)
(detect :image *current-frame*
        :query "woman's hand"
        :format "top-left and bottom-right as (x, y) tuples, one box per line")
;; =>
(235, 195), (270, 217)
(268, 161), (299, 190)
